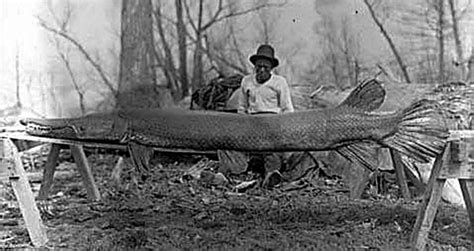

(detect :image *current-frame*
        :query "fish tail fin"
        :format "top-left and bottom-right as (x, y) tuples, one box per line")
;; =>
(382, 99), (449, 162)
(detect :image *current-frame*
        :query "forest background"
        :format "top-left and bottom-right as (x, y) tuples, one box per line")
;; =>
(0, 0), (473, 117)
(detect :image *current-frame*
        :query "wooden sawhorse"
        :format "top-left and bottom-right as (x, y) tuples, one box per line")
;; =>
(0, 137), (101, 247)
(0, 138), (49, 247)
(0, 131), (215, 247)
(411, 130), (474, 250)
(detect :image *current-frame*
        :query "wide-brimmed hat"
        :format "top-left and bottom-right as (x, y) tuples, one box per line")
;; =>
(249, 44), (279, 68)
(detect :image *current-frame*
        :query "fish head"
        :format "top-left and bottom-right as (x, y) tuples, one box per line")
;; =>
(20, 113), (128, 141)
(21, 117), (79, 138)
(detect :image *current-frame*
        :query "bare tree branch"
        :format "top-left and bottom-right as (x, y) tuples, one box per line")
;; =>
(436, 0), (445, 82)
(229, 23), (249, 74)
(201, 1), (285, 31)
(363, 0), (411, 83)
(182, 0), (199, 34)
(153, 1), (180, 97)
(175, 0), (190, 97)
(467, 50), (474, 82)
(448, 0), (465, 79)
(54, 42), (86, 115)
(204, 43), (249, 75)
(37, 17), (117, 96)
(201, 0), (223, 31)
(15, 43), (21, 108)
(45, 1), (86, 114)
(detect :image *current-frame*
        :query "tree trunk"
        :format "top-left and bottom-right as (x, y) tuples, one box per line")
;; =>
(176, 0), (189, 98)
(448, 0), (465, 80)
(155, 0), (180, 100)
(437, 0), (445, 83)
(118, 0), (161, 109)
(192, 35), (204, 89)
(328, 49), (341, 89)
(468, 51), (474, 82)
(15, 45), (22, 108)
(192, 0), (204, 90)
(354, 59), (360, 85)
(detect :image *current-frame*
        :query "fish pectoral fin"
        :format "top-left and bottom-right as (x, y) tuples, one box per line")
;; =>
(335, 142), (379, 172)
(127, 142), (154, 173)
(338, 79), (385, 112)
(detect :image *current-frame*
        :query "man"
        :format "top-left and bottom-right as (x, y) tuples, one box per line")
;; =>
(238, 44), (294, 187)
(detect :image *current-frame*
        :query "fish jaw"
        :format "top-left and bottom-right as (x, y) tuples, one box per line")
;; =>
(20, 114), (128, 142)
(21, 118), (79, 139)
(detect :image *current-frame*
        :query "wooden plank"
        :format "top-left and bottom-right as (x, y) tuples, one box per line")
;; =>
(448, 130), (474, 140)
(38, 144), (61, 200)
(0, 139), (48, 247)
(439, 162), (474, 179)
(412, 179), (447, 250)
(0, 131), (216, 155)
(439, 138), (474, 179)
(404, 164), (425, 193)
(459, 179), (474, 246)
(27, 170), (76, 183)
(411, 145), (448, 250)
(390, 149), (411, 199)
(70, 145), (101, 201)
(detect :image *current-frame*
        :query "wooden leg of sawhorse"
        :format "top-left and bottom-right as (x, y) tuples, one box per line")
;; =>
(459, 179), (474, 248)
(38, 144), (100, 201)
(1, 139), (48, 247)
(38, 144), (61, 200)
(410, 146), (447, 250)
(390, 149), (411, 200)
(70, 145), (101, 201)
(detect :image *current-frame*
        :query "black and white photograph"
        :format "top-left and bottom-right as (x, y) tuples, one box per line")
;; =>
(0, 0), (473, 249)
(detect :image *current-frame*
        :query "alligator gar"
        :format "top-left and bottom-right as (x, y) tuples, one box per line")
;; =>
(20, 79), (449, 172)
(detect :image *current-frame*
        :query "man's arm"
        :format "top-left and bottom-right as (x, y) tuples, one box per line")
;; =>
(279, 79), (294, 113)
(237, 81), (248, 114)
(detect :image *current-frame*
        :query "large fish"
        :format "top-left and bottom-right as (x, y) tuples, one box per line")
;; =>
(20, 79), (448, 172)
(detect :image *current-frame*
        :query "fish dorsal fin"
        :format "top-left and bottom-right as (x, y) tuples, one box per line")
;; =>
(338, 79), (385, 112)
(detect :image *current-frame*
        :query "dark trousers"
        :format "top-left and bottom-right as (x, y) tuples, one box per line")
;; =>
(247, 111), (283, 176)
(248, 152), (283, 176)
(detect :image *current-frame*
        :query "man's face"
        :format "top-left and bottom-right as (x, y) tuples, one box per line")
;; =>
(254, 58), (273, 84)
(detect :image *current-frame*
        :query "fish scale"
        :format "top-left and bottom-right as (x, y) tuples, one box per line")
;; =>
(20, 79), (449, 172)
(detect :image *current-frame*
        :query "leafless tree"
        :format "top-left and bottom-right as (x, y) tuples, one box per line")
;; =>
(311, 13), (362, 89)
(204, 26), (250, 76)
(38, 16), (116, 99)
(151, 0), (284, 100)
(363, 0), (411, 83)
(448, 0), (471, 81)
(339, 18), (361, 86)
(15, 43), (22, 109)
(203, 7), (252, 76)
(468, 52), (474, 82)
(175, 0), (189, 97)
(44, 3), (86, 114)
(254, 0), (277, 44)
(50, 76), (60, 116)
(394, 0), (472, 83)
(436, 0), (446, 82)
(183, 0), (284, 90)
(118, 0), (173, 109)
(154, 0), (180, 99)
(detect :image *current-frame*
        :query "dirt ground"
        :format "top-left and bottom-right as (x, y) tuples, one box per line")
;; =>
(0, 151), (472, 250)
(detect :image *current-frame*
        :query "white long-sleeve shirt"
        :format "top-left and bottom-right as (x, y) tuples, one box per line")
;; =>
(237, 74), (294, 114)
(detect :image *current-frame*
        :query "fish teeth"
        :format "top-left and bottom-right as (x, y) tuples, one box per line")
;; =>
(26, 124), (52, 132)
